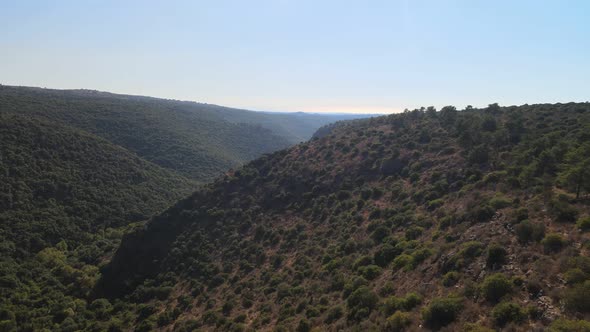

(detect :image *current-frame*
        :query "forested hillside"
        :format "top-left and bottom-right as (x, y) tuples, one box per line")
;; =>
(0, 85), (372, 331)
(99, 103), (590, 331)
(0, 86), (368, 182)
(0, 113), (195, 331)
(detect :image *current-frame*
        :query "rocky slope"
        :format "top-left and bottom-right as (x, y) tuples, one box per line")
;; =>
(98, 103), (590, 331)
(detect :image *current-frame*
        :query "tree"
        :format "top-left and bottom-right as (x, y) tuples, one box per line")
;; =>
(481, 273), (512, 303)
(346, 286), (379, 321)
(439, 106), (457, 126)
(559, 143), (590, 199)
(486, 103), (501, 114)
(492, 302), (525, 327)
(422, 297), (463, 329)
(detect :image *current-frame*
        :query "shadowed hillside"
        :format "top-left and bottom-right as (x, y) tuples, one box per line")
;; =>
(0, 113), (196, 330)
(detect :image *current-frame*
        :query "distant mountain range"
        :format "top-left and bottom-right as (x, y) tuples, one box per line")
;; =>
(0, 85), (375, 182)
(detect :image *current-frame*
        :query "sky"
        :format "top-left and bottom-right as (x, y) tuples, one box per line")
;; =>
(1, 1), (589, 113)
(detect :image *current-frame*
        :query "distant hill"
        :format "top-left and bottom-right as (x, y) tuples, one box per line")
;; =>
(0, 85), (374, 182)
(99, 102), (590, 331)
(213, 109), (378, 143)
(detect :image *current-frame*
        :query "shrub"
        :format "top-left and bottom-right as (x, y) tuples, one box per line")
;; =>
(486, 244), (507, 269)
(371, 226), (390, 243)
(393, 254), (412, 270)
(515, 220), (545, 244)
(383, 296), (403, 316)
(358, 265), (382, 280)
(90, 298), (113, 320)
(411, 248), (432, 268)
(296, 319), (311, 332)
(427, 199), (444, 211)
(353, 256), (373, 270)
(492, 302), (525, 327)
(548, 318), (590, 331)
(422, 296), (463, 329)
(550, 198), (578, 223)
(469, 204), (495, 222)
(324, 306), (343, 324)
(542, 233), (566, 253)
(564, 280), (590, 313)
(385, 311), (411, 332)
(442, 271), (460, 287)
(577, 217), (590, 232)
(468, 145), (489, 164)
(564, 268), (588, 285)
(374, 244), (400, 267)
(343, 276), (369, 298)
(400, 292), (422, 310)
(460, 241), (484, 259)
(481, 273), (512, 303)
(463, 323), (495, 332)
(405, 226), (424, 240)
(346, 286), (379, 321)
(383, 293), (422, 315)
(515, 208), (529, 222)
(489, 195), (512, 209)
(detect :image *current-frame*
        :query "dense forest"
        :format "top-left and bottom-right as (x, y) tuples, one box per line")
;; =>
(0, 113), (195, 331)
(0, 86), (368, 182)
(95, 103), (590, 331)
(0, 86), (371, 331)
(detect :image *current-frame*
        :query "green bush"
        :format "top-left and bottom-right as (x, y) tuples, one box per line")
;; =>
(385, 311), (411, 332)
(462, 323), (495, 332)
(427, 199), (444, 211)
(296, 319), (311, 332)
(542, 233), (566, 253)
(346, 286), (379, 321)
(405, 226), (424, 240)
(481, 273), (512, 303)
(469, 204), (495, 222)
(564, 268), (588, 285)
(324, 306), (343, 324)
(548, 318), (590, 331)
(467, 145), (489, 164)
(383, 293), (422, 315)
(383, 296), (403, 316)
(489, 195), (512, 209)
(393, 254), (412, 270)
(371, 226), (390, 243)
(515, 220), (545, 244)
(422, 296), (463, 329)
(486, 244), (507, 269)
(564, 281), (590, 313)
(442, 271), (460, 287)
(400, 292), (422, 310)
(577, 217), (590, 232)
(358, 265), (382, 280)
(491, 302), (525, 327)
(411, 248), (432, 268)
(374, 244), (400, 267)
(550, 198), (578, 223)
(459, 241), (484, 259)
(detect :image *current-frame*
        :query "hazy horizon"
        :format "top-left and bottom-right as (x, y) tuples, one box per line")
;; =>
(2, 1), (589, 113)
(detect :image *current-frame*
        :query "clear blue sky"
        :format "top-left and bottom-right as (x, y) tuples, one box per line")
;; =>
(1, 1), (589, 113)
